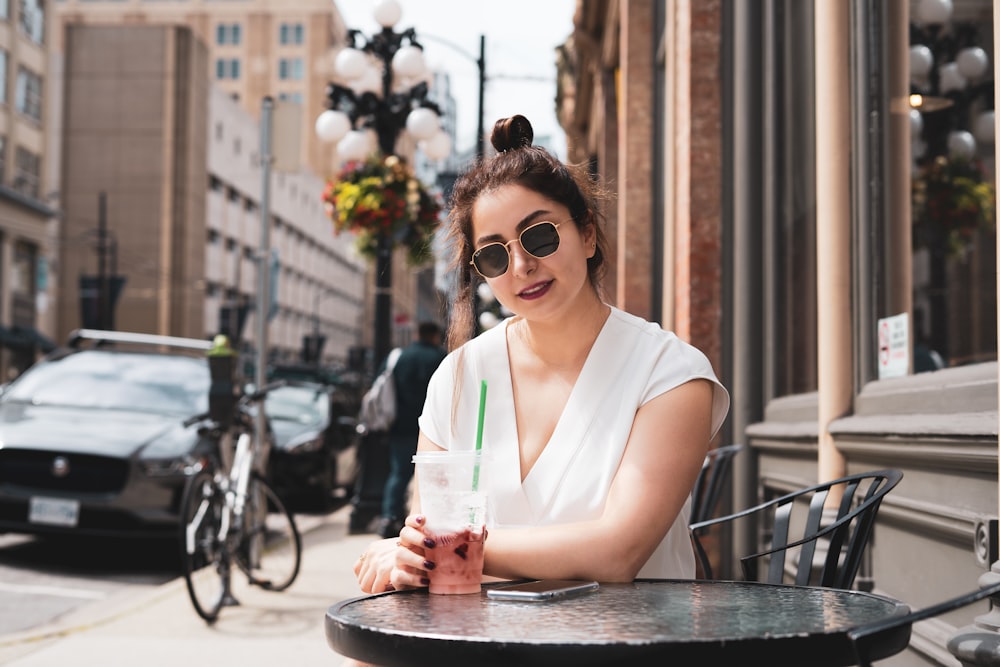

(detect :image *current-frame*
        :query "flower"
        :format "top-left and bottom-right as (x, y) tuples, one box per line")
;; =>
(912, 155), (995, 258)
(322, 155), (442, 265)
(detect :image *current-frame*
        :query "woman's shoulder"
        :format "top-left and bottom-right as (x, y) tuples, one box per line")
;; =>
(438, 319), (510, 371)
(606, 307), (711, 365)
(606, 307), (680, 343)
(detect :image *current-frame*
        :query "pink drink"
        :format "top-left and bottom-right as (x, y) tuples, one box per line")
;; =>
(426, 526), (486, 595)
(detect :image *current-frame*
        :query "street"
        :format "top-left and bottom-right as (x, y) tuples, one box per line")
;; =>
(0, 504), (372, 666)
(0, 533), (178, 637)
(0, 490), (353, 634)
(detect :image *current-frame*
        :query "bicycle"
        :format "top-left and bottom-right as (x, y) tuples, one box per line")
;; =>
(178, 358), (302, 623)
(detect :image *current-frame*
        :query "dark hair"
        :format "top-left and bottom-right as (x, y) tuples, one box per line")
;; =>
(444, 114), (610, 350)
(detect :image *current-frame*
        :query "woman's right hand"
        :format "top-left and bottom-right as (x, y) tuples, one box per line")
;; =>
(354, 514), (435, 593)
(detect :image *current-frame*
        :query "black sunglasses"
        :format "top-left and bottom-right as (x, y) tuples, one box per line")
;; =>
(470, 221), (565, 279)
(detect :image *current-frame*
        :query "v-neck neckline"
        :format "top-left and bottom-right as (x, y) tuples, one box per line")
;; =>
(495, 309), (615, 492)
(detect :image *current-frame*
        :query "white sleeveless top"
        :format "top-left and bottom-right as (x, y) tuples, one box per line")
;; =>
(418, 306), (730, 578)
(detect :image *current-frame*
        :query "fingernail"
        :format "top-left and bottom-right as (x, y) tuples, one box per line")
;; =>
(415, 515), (425, 524)
(423, 538), (435, 548)
(420, 577), (430, 585)
(423, 560), (436, 570)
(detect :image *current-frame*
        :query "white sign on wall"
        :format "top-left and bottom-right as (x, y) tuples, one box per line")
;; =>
(877, 312), (909, 379)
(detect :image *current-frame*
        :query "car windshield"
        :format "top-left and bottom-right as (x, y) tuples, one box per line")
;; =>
(4, 350), (210, 415)
(265, 385), (329, 424)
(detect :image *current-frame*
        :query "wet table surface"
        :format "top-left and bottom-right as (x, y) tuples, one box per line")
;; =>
(325, 579), (912, 667)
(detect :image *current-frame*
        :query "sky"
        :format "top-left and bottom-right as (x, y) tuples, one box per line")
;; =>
(335, 0), (577, 159)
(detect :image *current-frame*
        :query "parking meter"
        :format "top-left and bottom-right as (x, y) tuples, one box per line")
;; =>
(207, 334), (237, 427)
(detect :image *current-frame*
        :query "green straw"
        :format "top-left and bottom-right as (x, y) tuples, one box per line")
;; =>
(472, 380), (487, 491)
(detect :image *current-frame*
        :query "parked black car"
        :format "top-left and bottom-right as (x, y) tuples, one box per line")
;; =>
(265, 368), (362, 511)
(0, 329), (216, 538)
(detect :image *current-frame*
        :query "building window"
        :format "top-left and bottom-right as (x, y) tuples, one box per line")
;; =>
(0, 50), (7, 104)
(278, 91), (303, 105)
(13, 146), (39, 199)
(215, 58), (240, 80)
(216, 22), (241, 45)
(279, 22), (304, 45)
(0, 0), (8, 20)
(18, 0), (42, 44)
(906, 0), (996, 369)
(14, 66), (41, 121)
(278, 58), (303, 81)
(12, 240), (35, 297)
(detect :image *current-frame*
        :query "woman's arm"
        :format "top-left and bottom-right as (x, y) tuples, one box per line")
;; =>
(481, 378), (715, 582)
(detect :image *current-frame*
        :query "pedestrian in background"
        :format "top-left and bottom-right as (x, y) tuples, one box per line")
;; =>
(374, 321), (446, 538)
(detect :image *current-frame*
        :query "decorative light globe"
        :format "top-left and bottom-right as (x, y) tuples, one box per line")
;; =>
(406, 108), (439, 140)
(392, 46), (427, 79)
(338, 130), (371, 162)
(477, 282), (496, 305)
(937, 62), (967, 94)
(335, 48), (367, 80)
(974, 110), (995, 145)
(422, 130), (452, 160)
(479, 311), (499, 330)
(315, 109), (351, 143)
(956, 47), (989, 80)
(947, 130), (976, 162)
(916, 0), (953, 24)
(909, 45), (934, 80)
(373, 0), (402, 28)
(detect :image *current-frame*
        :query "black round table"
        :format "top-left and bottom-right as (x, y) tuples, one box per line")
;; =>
(325, 579), (911, 667)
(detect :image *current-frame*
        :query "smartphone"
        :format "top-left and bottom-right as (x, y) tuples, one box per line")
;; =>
(486, 579), (600, 601)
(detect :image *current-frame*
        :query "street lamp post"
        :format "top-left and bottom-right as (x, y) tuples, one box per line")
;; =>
(315, 0), (451, 534)
(315, 0), (452, 372)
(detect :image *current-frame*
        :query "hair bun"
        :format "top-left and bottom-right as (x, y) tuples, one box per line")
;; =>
(491, 115), (534, 153)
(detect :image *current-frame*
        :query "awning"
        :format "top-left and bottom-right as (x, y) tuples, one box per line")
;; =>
(0, 325), (57, 353)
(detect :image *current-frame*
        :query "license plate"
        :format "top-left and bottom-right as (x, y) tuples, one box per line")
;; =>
(29, 496), (80, 527)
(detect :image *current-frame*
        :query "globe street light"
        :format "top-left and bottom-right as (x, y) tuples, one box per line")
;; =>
(315, 0), (452, 535)
(315, 0), (452, 372)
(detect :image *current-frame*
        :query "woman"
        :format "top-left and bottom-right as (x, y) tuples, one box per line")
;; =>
(354, 114), (729, 594)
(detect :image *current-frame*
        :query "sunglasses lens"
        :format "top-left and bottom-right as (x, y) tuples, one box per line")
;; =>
(522, 222), (560, 258)
(473, 245), (509, 278)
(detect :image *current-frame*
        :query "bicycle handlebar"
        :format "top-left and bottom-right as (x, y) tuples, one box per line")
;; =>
(183, 379), (290, 428)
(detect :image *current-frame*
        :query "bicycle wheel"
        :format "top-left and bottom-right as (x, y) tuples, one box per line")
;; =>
(178, 471), (228, 622)
(237, 474), (301, 591)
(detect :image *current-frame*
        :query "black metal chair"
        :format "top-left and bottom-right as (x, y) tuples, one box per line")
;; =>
(689, 469), (903, 589)
(690, 443), (745, 524)
(847, 580), (1000, 667)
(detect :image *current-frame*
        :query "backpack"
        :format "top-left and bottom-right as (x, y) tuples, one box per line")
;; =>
(358, 347), (402, 432)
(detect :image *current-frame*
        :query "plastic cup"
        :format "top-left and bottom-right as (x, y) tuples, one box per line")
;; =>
(412, 450), (487, 595)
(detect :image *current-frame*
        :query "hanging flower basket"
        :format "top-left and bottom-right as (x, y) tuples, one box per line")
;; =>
(322, 155), (442, 265)
(912, 155), (995, 258)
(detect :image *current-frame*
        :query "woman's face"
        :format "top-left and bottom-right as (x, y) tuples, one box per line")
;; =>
(470, 184), (595, 323)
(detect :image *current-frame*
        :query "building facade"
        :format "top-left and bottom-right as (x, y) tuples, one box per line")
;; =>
(57, 23), (367, 368)
(0, 0), (56, 380)
(52, 0), (346, 178)
(559, 1), (999, 665)
(49, 0), (452, 370)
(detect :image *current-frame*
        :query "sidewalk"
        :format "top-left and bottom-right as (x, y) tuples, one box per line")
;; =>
(0, 505), (374, 666)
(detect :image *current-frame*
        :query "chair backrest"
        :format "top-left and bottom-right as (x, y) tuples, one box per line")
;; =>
(690, 443), (745, 524)
(848, 580), (1000, 667)
(690, 469), (903, 589)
